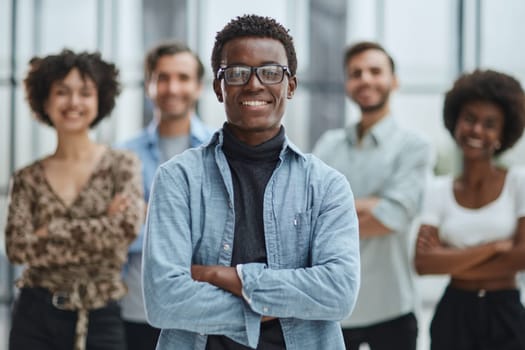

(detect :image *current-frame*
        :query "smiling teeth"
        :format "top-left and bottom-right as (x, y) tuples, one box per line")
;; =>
(466, 138), (483, 148)
(242, 101), (267, 106)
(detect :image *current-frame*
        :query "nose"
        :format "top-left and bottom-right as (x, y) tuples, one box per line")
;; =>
(69, 92), (81, 107)
(360, 70), (373, 84)
(168, 79), (181, 94)
(472, 121), (483, 134)
(245, 70), (264, 90)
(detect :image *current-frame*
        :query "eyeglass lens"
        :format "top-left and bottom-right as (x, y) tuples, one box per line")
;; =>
(224, 65), (285, 85)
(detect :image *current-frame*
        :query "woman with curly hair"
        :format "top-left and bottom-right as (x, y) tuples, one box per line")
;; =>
(5, 49), (143, 350)
(415, 69), (525, 350)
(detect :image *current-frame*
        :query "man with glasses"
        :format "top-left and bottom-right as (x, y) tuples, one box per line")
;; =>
(142, 14), (360, 350)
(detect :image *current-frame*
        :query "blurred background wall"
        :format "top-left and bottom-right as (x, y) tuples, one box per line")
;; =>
(1, 0), (525, 348)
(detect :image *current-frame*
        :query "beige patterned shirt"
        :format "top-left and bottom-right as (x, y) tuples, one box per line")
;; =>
(5, 148), (144, 348)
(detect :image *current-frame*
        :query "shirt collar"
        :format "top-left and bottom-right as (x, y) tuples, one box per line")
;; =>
(210, 127), (306, 161)
(345, 114), (395, 147)
(145, 114), (211, 147)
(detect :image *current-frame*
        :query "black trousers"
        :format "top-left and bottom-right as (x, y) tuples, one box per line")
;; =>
(342, 312), (418, 350)
(9, 287), (126, 350)
(124, 320), (160, 350)
(430, 285), (525, 350)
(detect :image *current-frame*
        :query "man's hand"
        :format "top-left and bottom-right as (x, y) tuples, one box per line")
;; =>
(191, 265), (243, 297)
(191, 264), (213, 282)
(191, 265), (277, 322)
(355, 197), (392, 237)
(355, 197), (379, 215)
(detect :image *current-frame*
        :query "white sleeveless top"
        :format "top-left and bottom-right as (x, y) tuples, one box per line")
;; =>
(420, 167), (525, 248)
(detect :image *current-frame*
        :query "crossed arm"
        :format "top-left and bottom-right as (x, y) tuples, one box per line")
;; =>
(355, 197), (391, 237)
(357, 141), (432, 239)
(5, 155), (143, 266)
(143, 165), (360, 342)
(191, 265), (276, 322)
(191, 265), (242, 297)
(414, 219), (525, 279)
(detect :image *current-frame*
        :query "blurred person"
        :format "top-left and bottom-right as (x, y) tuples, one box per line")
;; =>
(313, 41), (432, 350)
(117, 40), (212, 350)
(415, 69), (525, 350)
(142, 14), (360, 350)
(5, 49), (144, 350)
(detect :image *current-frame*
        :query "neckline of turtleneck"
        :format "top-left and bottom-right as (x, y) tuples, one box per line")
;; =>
(222, 123), (285, 162)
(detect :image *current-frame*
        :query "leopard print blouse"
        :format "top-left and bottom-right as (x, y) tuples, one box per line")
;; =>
(5, 148), (144, 349)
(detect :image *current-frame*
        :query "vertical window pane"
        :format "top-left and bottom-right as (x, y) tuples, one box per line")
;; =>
(0, 87), (10, 188)
(40, 0), (98, 52)
(0, 0), (11, 78)
(384, 0), (458, 89)
(482, 0), (525, 77)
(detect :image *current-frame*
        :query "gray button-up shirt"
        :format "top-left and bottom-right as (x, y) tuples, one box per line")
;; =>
(313, 116), (432, 327)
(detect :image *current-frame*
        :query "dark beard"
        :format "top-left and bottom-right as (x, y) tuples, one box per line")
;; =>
(358, 97), (388, 113)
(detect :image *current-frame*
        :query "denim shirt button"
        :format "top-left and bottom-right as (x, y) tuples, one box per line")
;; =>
(263, 306), (269, 313)
(223, 243), (230, 251)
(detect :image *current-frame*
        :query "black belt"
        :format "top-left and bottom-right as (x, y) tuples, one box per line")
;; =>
(20, 287), (117, 310)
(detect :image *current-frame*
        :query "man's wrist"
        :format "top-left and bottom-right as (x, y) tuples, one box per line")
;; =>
(236, 264), (251, 303)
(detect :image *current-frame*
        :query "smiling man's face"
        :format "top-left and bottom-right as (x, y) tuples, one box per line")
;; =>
(213, 36), (297, 145)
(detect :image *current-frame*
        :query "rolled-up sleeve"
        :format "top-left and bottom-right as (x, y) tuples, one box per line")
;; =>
(372, 139), (432, 233)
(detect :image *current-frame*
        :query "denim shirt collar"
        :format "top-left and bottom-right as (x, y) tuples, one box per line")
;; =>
(145, 114), (211, 149)
(345, 114), (395, 147)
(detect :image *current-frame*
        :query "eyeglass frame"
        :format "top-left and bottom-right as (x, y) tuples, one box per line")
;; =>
(216, 64), (291, 86)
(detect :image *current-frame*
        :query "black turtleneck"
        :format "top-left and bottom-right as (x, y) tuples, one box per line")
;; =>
(206, 123), (286, 350)
(222, 124), (284, 265)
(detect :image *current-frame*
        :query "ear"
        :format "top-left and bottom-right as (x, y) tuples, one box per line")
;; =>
(213, 79), (223, 103)
(146, 79), (156, 99)
(287, 76), (298, 99)
(392, 75), (400, 91)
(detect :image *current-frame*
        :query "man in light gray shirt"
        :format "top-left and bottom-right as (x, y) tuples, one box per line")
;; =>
(313, 41), (432, 350)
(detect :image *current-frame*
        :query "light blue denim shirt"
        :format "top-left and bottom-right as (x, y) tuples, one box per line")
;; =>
(143, 129), (360, 349)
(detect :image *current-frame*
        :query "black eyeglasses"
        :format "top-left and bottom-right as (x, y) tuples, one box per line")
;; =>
(216, 64), (291, 86)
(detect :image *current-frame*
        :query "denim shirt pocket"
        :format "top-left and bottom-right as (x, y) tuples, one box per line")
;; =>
(287, 209), (313, 268)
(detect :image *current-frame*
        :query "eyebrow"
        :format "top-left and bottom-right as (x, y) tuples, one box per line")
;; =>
(226, 61), (282, 66)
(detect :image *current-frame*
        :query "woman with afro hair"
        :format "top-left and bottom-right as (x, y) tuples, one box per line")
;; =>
(415, 69), (525, 350)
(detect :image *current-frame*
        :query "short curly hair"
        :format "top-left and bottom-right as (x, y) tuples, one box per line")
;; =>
(24, 49), (121, 128)
(211, 14), (297, 78)
(444, 69), (525, 155)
